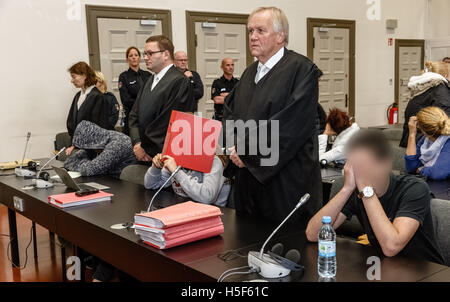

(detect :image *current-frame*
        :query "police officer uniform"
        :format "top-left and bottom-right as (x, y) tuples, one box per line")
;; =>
(118, 68), (151, 135)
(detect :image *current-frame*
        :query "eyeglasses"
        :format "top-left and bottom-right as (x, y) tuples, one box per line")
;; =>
(143, 50), (165, 57)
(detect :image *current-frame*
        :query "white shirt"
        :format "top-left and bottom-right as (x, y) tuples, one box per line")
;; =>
(255, 47), (285, 84)
(151, 64), (174, 91)
(318, 123), (360, 162)
(77, 85), (95, 109)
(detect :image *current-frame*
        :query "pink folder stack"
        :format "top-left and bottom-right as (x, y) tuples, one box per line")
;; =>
(134, 201), (224, 249)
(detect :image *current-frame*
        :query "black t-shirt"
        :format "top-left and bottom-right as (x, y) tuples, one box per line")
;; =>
(341, 174), (444, 265)
(211, 75), (239, 121)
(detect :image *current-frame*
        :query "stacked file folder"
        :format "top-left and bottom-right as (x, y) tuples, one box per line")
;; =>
(134, 201), (224, 249)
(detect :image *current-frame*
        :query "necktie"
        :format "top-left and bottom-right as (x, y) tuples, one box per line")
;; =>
(255, 65), (268, 84)
(151, 76), (159, 91)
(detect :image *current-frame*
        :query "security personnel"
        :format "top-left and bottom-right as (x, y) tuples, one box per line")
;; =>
(211, 58), (239, 121)
(174, 51), (204, 112)
(118, 46), (151, 135)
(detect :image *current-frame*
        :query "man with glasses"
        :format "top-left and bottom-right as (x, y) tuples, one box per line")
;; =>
(129, 35), (192, 162)
(174, 51), (204, 113)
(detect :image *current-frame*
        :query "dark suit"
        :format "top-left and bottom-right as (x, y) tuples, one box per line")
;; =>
(129, 65), (192, 157)
(66, 87), (111, 138)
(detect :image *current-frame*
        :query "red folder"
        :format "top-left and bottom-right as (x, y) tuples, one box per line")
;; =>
(134, 201), (223, 228)
(162, 110), (222, 173)
(134, 216), (223, 239)
(48, 191), (113, 208)
(142, 224), (224, 249)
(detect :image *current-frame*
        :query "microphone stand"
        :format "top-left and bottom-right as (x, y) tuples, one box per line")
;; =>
(146, 166), (182, 212)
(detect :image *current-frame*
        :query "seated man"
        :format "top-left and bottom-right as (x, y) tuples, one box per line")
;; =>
(64, 121), (136, 177)
(306, 129), (444, 264)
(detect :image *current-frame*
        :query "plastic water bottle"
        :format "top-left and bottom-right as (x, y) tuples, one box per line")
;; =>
(318, 216), (336, 278)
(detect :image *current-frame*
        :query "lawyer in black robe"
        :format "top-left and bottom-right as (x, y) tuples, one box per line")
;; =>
(223, 49), (322, 225)
(128, 65), (192, 157)
(66, 86), (111, 138)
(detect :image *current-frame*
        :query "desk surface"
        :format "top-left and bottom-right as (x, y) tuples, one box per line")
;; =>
(1, 168), (448, 282)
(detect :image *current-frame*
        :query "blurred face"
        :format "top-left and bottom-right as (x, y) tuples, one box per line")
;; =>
(347, 147), (392, 180)
(70, 73), (86, 89)
(444, 58), (450, 64)
(221, 59), (235, 76)
(248, 11), (285, 64)
(174, 52), (188, 71)
(127, 48), (141, 68)
(143, 41), (169, 74)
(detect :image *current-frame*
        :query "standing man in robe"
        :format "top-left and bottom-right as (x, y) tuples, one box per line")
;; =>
(174, 51), (204, 113)
(223, 7), (322, 224)
(129, 35), (192, 162)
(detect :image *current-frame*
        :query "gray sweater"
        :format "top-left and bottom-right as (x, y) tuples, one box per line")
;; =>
(64, 120), (136, 177)
(144, 156), (230, 207)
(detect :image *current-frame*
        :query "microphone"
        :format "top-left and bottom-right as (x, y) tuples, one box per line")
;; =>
(146, 166), (182, 212)
(33, 148), (67, 189)
(37, 147), (66, 179)
(259, 193), (310, 258)
(15, 132), (36, 177)
(248, 193), (310, 279)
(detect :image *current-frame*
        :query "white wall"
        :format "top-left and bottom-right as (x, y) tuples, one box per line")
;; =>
(0, 0), (430, 161)
(427, 0), (450, 38)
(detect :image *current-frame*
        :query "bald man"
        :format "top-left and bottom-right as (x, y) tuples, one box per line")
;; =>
(174, 51), (204, 112)
(211, 58), (239, 121)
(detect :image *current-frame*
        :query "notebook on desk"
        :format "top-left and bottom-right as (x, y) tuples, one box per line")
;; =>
(48, 191), (113, 208)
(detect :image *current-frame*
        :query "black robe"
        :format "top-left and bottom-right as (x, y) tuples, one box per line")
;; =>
(129, 65), (192, 157)
(66, 87), (111, 138)
(223, 48), (322, 225)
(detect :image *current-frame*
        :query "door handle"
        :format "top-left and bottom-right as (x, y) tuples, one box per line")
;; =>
(345, 94), (348, 108)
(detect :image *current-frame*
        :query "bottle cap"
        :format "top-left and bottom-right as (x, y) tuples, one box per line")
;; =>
(322, 216), (332, 224)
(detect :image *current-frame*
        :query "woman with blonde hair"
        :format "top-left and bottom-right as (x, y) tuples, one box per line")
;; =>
(95, 71), (120, 129)
(405, 107), (450, 180)
(400, 60), (450, 147)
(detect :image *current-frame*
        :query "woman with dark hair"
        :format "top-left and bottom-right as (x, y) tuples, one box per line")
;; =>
(118, 46), (151, 135)
(318, 108), (360, 163)
(66, 61), (111, 156)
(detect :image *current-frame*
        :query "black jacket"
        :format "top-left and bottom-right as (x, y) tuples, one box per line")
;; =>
(118, 68), (151, 111)
(66, 87), (111, 138)
(128, 65), (192, 157)
(180, 69), (204, 112)
(400, 83), (450, 147)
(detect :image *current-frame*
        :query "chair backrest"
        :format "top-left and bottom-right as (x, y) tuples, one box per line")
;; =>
(430, 198), (450, 266)
(54, 132), (72, 162)
(391, 145), (406, 173)
(382, 127), (403, 141)
(119, 164), (149, 186)
(329, 176), (345, 199)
